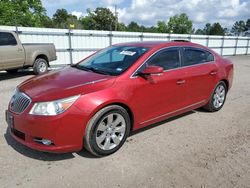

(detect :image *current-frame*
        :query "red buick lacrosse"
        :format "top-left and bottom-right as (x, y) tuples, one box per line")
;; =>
(6, 41), (233, 156)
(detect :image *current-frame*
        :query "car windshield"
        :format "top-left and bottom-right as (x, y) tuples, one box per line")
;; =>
(75, 46), (149, 76)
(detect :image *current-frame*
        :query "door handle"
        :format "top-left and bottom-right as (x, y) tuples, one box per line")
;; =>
(17, 48), (23, 52)
(210, 71), (217, 76)
(177, 79), (186, 85)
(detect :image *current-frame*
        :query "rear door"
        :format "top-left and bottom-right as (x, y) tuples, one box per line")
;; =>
(180, 47), (218, 105)
(0, 32), (25, 70)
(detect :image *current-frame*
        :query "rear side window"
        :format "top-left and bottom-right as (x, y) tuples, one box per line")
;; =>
(0, 32), (17, 46)
(183, 48), (214, 67)
(146, 48), (180, 70)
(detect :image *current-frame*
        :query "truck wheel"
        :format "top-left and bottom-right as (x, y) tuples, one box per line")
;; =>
(33, 58), (48, 75)
(6, 69), (18, 73)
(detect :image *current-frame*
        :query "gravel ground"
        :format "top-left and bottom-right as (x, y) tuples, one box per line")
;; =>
(0, 56), (249, 188)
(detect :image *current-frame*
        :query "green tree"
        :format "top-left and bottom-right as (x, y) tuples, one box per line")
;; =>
(246, 19), (250, 30)
(145, 26), (158, 33)
(167, 13), (193, 34)
(231, 20), (246, 35)
(203, 23), (211, 35)
(41, 16), (54, 28)
(52, 9), (82, 29)
(81, 14), (96, 30)
(0, 0), (47, 27)
(52, 9), (69, 28)
(81, 8), (116, 31)
(67, 15), (82, 29)
(157, 21), (168, 33)
(195, 29), (204, 35)
(209, 22), (225, 35)
(117, 23), (127, 31)
(127, 21), (141, 32)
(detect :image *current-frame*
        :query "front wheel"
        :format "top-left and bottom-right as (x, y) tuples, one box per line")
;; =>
(33, 58), (48, 75)
(84, 105), (131, 157)
(204, 81), (227, 112)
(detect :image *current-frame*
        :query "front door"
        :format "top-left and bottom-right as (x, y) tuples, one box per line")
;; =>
(130, 47), (187, 126)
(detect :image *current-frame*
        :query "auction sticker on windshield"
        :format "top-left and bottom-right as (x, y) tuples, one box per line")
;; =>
(120, 50), (136, 56)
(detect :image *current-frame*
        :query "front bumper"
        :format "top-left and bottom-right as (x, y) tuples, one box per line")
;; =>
(6, 104), (87, 153)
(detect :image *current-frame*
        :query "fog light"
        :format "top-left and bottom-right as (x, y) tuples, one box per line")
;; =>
(34, 138), (53, 146)
(42, 139), (52, 146)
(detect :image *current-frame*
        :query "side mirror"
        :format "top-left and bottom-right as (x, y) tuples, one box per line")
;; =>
(139, 65), (164, 76)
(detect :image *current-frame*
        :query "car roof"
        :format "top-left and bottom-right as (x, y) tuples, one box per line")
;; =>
(113, 40), (207, 49)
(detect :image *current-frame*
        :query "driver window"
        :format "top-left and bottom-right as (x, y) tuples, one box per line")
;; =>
(146, 48), (180, 70)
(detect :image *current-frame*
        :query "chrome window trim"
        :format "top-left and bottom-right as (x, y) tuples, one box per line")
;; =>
(130, 46), (216, 79)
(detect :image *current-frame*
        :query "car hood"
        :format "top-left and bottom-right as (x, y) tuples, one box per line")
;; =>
(19, 66), (116, 102)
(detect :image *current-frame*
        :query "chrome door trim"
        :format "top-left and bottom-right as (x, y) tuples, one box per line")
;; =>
(140, 99), (206, 125)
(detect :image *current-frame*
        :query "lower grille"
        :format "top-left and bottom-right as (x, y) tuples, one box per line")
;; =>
(11, 128), (25, 140)
(10, 91), (31, 114)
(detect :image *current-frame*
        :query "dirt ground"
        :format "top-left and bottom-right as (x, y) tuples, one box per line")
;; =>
(0, 56), (249, 188)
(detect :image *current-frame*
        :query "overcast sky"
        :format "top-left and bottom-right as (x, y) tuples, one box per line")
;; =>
(41, 0), (250, 29)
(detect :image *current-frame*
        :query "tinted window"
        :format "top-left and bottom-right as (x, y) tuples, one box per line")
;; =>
(0, 32), (17, 46)
(183, 48), (214, 66)
(146, 49), (180, 70)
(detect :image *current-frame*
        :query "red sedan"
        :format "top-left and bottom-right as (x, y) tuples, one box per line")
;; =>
(6, 41), (233, 156)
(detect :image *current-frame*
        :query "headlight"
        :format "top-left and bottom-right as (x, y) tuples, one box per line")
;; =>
(29, 95), (80, 116)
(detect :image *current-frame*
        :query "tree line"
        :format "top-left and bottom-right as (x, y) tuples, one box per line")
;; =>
(0, 0), (249, 36)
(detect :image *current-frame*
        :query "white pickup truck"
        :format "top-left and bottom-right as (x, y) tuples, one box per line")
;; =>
(0, 30), (57, 74)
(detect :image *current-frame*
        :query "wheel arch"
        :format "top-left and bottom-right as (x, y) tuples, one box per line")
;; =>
(35, 54), (49, 67)
(90, 102), (135, 134)
(220, 79), (229, 91)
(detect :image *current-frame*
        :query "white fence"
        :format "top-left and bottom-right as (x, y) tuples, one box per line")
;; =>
(1, 25), (250, 66)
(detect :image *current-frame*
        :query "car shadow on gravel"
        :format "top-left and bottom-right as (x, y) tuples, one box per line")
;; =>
(4, 127), (98, 160)
(4, 128), (75, 161)
(4, 111), (196, 161)
(0, 71), (34, 81)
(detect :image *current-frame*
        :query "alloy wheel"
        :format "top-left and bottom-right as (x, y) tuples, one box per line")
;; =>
(213, 84), (226, 109)
(95, 113), (126, 150)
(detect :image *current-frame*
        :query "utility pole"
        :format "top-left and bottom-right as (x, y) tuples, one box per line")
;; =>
(114, 5), (118, 31)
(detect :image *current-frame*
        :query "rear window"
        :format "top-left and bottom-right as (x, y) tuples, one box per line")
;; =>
(0, 32), (17, 46)
(183, 48), (214, 66)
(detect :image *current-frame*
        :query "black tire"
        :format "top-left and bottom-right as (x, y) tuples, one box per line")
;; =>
(33, 58), (48, 75)
(84, 105), (131, 157)
(204, 81), (227, 112)
(6, 69), (18, 73)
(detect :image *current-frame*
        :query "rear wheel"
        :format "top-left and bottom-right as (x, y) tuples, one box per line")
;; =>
(204, 81), (227, 112)
(84, 105), (131, 157)
(33, 58), (48, 75)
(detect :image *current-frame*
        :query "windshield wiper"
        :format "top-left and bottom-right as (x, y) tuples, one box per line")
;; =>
(87, 67), (111, 75)
(73, 65), (111, 75)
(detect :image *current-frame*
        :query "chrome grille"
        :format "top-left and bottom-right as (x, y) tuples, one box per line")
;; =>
(10, 91), (31, 114)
